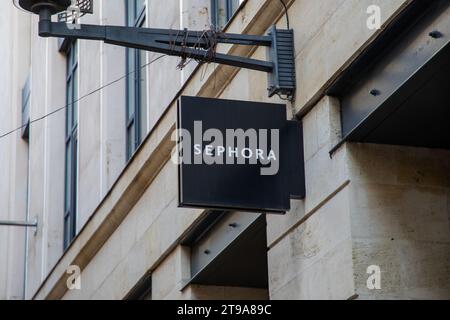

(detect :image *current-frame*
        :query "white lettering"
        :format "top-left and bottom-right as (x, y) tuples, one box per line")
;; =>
(367, 5), (381, 30)
(217, 146), (225, 156)
(66, 265), (81, 290)
(228, 147), (238, 158)
(205, 145), (214, 156)
(173, 122), (281, 175)
(267, 150), (277, 161)
(242, 148), (253, 159)
(194, 144), (202, 155)
(178, 304), (212, 318)
(367, 265), (381, 290)
(256, 149), (264, 160)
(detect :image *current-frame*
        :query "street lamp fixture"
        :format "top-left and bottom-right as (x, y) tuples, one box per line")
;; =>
(13, 0), (296, 99)
(14, 0), (71, 14)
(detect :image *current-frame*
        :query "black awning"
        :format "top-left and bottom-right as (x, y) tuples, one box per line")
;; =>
(328, 0), (450, 153)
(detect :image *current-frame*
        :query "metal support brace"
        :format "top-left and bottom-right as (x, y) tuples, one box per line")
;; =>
(37, 8), (296, 98)
(0, 217), (38, 235)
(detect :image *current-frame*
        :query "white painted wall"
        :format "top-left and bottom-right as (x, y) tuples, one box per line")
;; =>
(0, 1), (31, 300)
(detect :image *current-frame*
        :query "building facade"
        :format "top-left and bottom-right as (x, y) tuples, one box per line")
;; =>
(0, 0), (449, 300)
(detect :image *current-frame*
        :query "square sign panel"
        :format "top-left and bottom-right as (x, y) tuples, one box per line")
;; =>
(177, 96), (304, 214)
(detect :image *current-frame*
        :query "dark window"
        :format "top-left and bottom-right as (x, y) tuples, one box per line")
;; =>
(211, 0), (241, 29)
(21, 75), (31, 140)
(64, 41), (78, 249)
(126, 0), (147, 160)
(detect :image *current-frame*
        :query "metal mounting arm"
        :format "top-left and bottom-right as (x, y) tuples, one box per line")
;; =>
(38, 8), (296, 98)
(0, 217), (38, 235)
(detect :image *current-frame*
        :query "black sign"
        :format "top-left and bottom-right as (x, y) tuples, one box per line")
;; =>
(177, 96), (305, 214)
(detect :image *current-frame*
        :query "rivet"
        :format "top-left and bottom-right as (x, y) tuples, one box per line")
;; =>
(370, 89), (381, 96)
(429, 30), (443, 39)
(204, 249), (211, 255)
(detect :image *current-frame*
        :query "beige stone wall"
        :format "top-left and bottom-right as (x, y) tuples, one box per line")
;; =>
(289, 0), (411, 113)
(267, 96), (355, 300)
(348, 144), (450, 299)
(25, 13), (67, 298)
(77, 1), (128, 231)
(61, 159), (200, 299)
(267, 100), (450, 299)
(4, 0), (128, 299)
(2, 0), (449, 301)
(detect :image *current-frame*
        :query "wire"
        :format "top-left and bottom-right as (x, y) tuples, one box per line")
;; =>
(175, 27), (220, 70)
(279, 0), (290, 30)
(276, 93), (292, 101)
(0, 54), (167, 140)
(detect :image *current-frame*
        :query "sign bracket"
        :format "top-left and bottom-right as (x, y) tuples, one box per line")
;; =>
(17, 2), (296, 100)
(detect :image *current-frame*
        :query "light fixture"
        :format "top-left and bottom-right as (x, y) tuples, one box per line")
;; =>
(13, 0), (71, 14)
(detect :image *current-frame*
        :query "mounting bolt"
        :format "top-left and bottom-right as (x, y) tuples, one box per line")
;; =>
(228, 223), (238, 228)
(33, 216), (39, 236)
(429, 30), (443, 39)
(370, 89), (381, 96)
(204, 249), (211, 255)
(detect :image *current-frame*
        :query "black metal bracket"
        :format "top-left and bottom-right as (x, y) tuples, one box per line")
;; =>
(37, 9), (296, 99)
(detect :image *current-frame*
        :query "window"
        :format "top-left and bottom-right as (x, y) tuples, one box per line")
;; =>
(64, 41), (78, 249)
(126, 0), (147, 160)
(211, 0), (241, 29)
(21, 75), (31, 140)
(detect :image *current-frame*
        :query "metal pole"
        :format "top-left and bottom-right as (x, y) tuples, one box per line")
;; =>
(0, 219), (37, 228)
(0, 216), (37, 300)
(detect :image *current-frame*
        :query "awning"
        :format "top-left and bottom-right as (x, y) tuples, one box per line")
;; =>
(328, 0), (450, 154)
